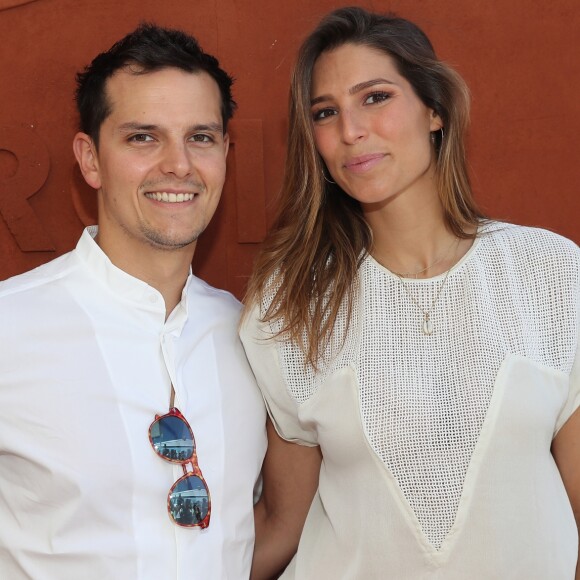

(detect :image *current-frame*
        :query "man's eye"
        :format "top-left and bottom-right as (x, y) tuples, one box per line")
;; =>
(128, 134), (153, 143)
(191, 134), (214, 143)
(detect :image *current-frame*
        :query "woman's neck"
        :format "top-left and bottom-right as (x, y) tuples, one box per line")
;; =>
(364, 190), (474, 279)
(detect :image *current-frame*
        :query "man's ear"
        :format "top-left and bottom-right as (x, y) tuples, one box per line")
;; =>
(223, 132), (230, 157)
(73, 132), (101, 190)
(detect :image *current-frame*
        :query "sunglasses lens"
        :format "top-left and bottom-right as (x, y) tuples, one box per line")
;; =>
(169, 475), (210, 526)
(150, 415), (194, 461)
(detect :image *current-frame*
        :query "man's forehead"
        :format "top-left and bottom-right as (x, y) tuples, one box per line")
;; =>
(103, 67), (223, 125)
(106, 66), (218, 95)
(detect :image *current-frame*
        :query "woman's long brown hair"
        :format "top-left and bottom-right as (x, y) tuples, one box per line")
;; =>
(244, 7), (485, 367)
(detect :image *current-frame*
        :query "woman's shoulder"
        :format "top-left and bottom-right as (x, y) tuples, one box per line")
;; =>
(478, 221), (580, 271)
(240, 269), (284, 339)
(242, 269), (283, 325)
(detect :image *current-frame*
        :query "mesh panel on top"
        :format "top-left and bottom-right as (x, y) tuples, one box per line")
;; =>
(264, 224), (579, 549)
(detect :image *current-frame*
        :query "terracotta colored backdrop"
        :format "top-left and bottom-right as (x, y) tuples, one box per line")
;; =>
(1, 0), (578, 299)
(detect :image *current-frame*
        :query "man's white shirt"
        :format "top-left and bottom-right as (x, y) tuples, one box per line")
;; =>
(0, 227), (267, 579)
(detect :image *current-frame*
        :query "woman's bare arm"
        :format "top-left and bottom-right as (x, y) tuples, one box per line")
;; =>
(251, 418), (322, 580)
(552, 406), (580, 579)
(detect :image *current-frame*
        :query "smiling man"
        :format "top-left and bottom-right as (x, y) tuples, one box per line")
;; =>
(0, 25), (266, 579)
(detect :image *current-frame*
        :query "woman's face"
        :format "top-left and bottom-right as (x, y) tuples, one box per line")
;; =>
(311, 43), (442, 209)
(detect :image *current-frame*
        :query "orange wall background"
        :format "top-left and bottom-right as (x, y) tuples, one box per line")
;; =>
(1, 0), (578, 298)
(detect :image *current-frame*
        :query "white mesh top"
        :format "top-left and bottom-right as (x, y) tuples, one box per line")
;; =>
(240, 223), (580, 579)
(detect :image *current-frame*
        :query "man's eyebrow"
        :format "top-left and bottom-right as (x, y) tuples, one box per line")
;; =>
(117, 122), (224, 133)
(310, 78), (397, 106)
(192, 122), (224, 133)
(117, 122), (159, 132)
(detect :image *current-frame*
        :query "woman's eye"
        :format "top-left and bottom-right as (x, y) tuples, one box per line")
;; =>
(128, 134), (153, 143)
(364, 92), (391, 105)
(312, 108), (336, 122)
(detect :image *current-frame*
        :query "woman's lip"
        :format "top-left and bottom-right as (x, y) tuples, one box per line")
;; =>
(343, 153), (386, 173)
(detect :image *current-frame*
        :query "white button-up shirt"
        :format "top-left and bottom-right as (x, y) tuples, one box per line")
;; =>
(0, 227), (267, 579)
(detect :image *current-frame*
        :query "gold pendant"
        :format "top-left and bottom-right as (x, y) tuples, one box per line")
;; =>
(422, 315), (433, 336)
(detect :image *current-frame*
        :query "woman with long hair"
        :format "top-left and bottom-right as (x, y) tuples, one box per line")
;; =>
(241, 7), (580, 579)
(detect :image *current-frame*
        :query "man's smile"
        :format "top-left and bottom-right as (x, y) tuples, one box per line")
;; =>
(144, 192), (196, 203)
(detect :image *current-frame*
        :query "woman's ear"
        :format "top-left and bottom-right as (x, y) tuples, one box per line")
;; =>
(429, 109), (444, 133)
(73, 132), (102, 190)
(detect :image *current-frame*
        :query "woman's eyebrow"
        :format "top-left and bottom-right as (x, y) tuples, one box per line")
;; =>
(348, 78), (397, 94)
(311, 78), (397, 106)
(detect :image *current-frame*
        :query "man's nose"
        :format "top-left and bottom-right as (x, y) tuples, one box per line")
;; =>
(159, 141), (194, 178)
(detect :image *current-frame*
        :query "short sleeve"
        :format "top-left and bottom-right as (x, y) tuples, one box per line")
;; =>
(240, 304), (319, 446)
(554, 248), (580, 434)
(555, 310), (580, 434)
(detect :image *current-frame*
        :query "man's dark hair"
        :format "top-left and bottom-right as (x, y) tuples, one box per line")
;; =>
(75, 23), (236, 146)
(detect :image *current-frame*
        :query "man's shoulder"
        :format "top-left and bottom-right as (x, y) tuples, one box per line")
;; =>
(0, 250), (78, 302)
(182, 277), (246, 343)
(186, 275), (242, 313)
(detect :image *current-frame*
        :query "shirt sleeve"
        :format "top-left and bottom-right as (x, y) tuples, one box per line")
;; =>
(240, 304), (318, 446)
(554, 271), (580, 434)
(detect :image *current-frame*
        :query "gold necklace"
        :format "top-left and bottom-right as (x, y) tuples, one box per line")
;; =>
(394, 240), (460, 336)
(379, 237), (458, 279)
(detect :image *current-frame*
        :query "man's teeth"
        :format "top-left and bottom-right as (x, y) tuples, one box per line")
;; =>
(146, 192), (195, 202)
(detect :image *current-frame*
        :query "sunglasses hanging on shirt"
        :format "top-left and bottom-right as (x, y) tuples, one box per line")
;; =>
(149, 407), (211, 528)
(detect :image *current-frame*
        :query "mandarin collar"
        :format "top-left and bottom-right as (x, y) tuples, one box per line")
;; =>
(76, 226), (191, 334)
